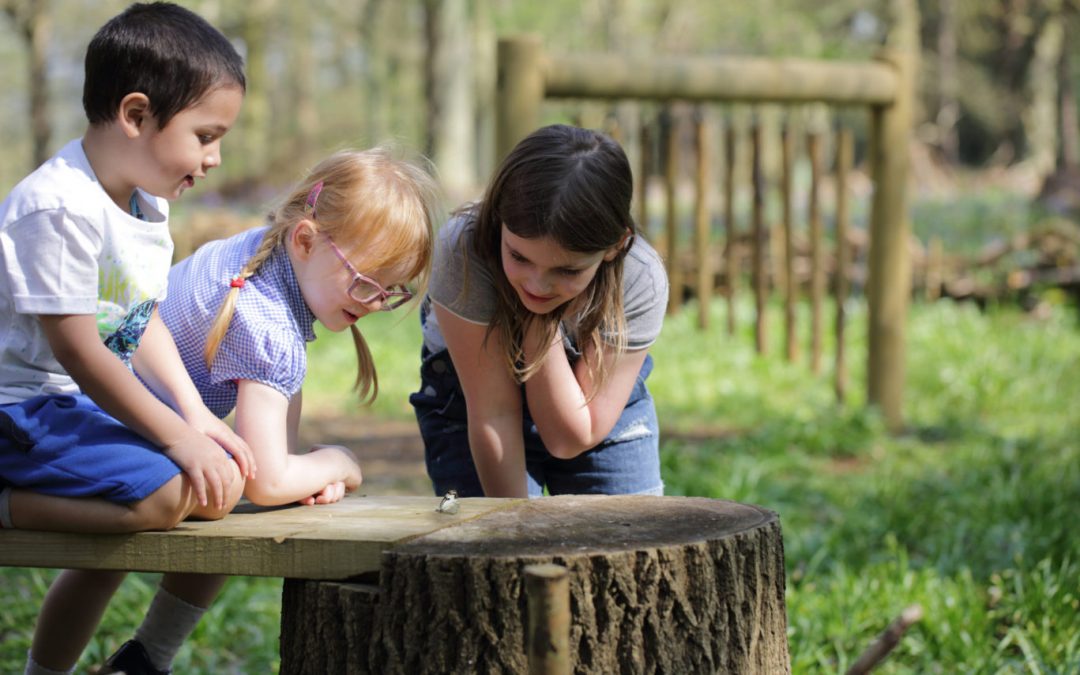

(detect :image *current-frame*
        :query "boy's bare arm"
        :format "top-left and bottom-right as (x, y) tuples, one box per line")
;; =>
(37, 313), (237, 509)
(132, 309), (256, 478)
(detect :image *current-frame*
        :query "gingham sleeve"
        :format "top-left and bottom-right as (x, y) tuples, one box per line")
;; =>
(208, 320), (307, 401)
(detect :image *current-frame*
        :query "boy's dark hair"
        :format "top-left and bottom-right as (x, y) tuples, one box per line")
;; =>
(83, 2), (245, 128)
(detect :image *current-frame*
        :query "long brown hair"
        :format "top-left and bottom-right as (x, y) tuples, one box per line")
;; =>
(205, 147), (439, 403)
(468, 124), (635, 388)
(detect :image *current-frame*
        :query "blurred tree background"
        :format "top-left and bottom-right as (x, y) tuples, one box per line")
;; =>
(3, 0), (1079, 211)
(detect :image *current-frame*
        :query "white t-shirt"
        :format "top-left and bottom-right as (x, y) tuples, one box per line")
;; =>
(423, 214), (669, 354)
(0, 138), (172, 404)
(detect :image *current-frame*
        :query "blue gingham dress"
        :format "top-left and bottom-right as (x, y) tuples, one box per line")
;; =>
(160, 226), (317, 418)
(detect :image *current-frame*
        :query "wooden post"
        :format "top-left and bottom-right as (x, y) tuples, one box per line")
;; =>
(496, 36), (545, 165)
(665, 108), (682, 315)
(835, 128), (853, 404)
(807, 131), (824, 375)
(525, 564), (571, 675)
(867, 0), (918, 430)
(694, 110), (712, 329)
(724, 122), (738, 335)
(280, 496), (791, 674)
(781, 125), (797, 362)
(751, 121), (768, 354)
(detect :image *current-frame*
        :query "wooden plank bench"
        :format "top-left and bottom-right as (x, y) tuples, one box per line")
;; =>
(0, 494), (792, 673)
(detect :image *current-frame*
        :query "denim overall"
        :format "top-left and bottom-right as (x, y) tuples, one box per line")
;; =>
(409, 305), (663, 497)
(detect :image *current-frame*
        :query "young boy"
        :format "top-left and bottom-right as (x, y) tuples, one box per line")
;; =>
(0, 3), (256, 674)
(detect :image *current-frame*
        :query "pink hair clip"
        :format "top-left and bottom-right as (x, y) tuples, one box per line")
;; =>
(305, 180), (324, 219)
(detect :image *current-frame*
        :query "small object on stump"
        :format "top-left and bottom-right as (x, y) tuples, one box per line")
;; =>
(435, 490), (459, 515)
(845, 604), (924, 675)
(525, 563), (571, 675)
(281, 495), (790, 674)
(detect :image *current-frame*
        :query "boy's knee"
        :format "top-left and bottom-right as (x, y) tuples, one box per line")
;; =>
(188, 462), (245, 521)
(126, 476), (190, 531)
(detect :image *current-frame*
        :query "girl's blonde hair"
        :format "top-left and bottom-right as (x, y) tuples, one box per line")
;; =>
(204, 147), (440, 404)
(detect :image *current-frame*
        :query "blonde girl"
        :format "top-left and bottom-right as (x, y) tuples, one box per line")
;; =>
(161, 148), (437, 506)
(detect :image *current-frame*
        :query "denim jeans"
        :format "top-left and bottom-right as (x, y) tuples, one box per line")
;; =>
(409, 343), (663, 498)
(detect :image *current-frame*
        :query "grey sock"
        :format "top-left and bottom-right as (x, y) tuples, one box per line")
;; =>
(0, 487), (13, 528)
(24, 653), (74, 675)
(133, 586), (208, 670)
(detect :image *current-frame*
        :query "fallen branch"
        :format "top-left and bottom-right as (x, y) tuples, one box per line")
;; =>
(845, 604), (924, 675)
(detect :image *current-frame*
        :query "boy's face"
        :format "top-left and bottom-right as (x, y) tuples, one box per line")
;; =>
(133, 84), (243, 200)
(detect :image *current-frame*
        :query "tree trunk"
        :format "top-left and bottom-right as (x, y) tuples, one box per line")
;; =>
(1024, 7), (1063, 181)
(286, 1), (318, 169)
(281, 495), (790, 674)
(5, 0), (51, 169)
(238, 0), (273, 178)
(936, 0), (959, 164)
(472, 0), (496, 186)
(1058, 26), (1079, 171)
(423, 0), (476, 203)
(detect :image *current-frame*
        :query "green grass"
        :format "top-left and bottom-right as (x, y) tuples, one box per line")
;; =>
(3, 293), (1079, 672)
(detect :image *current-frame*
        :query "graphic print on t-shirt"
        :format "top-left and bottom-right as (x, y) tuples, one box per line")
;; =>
(101, 298), (156, 364)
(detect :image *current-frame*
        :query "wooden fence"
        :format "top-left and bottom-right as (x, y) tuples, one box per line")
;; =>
(494, 36), (916, 431)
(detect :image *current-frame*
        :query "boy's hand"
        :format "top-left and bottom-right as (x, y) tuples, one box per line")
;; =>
(297, 481), (346, 506)
(163, 429), (239, 510)
(186, 408), (257, 480)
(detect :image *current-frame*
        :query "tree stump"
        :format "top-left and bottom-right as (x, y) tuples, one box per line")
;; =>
(280, 495), (790, 674)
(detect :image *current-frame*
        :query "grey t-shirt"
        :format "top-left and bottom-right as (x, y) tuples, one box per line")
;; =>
(423, 214), (669, 354)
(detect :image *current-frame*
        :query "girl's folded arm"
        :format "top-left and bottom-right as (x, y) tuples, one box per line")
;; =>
(523, 329), (648, 459)
(234, 378), (361, 506)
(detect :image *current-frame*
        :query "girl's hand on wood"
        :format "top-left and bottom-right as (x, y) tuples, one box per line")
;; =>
(297, 481), (347, 505)
(309, 444), (364, 491)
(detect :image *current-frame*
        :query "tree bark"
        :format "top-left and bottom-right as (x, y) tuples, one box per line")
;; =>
(281, 495), (790, 674)
(237, 0), (273, 177)
(936, 0), (959, 164)
(423, 0), (476, 203)
(5, 0), (51, 169)
(1024, 7), (1064, 181)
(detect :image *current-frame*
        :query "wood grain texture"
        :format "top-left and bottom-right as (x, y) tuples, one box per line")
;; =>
(0, 495), (522, 578)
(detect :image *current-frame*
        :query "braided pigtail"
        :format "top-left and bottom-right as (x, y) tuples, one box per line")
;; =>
(203, 222), (291, 368)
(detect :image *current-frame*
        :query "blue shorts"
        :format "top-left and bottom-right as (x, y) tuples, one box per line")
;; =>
(410, 346), (664, 498)
(0, 394), (181, 504)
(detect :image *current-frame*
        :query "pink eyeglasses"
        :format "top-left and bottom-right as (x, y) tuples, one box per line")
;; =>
(324, 235), (413, 311)
(307, 180), (413, 311)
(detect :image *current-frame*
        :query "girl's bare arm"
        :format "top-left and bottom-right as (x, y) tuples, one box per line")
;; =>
(521, 321), (649, 459)
(434, 303), (529, 497)
(234, 379), (362, 506)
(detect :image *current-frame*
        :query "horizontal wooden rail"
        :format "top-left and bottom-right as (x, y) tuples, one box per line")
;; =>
(543, 54), (898, 105)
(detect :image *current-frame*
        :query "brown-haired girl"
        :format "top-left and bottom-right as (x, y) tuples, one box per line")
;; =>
(410, 124), (669, 498)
